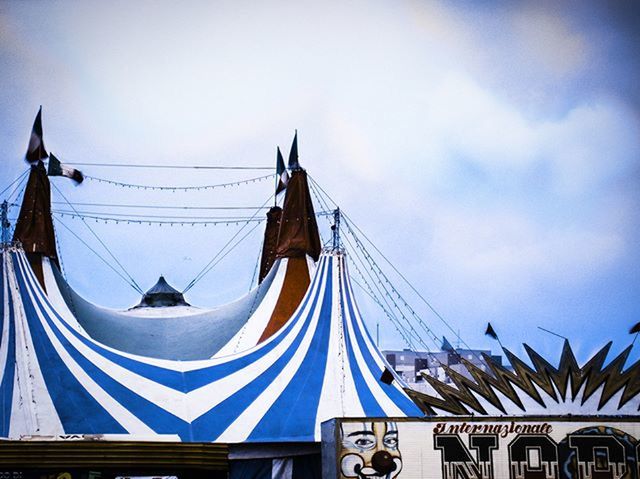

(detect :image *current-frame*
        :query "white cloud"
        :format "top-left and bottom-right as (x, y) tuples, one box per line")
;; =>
(427, 205), (625, 308)
(538, 99), (640, 195)
(324, 111), (383, 182)
(510, 6), (590, 78)
(422, 73), (537, 170)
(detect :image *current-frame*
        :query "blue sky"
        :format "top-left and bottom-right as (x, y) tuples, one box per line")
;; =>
(1, 1), (639, 365)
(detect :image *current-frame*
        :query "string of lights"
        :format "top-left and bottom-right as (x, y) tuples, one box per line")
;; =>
(347, 245), (418, 349)
(310, 175), (491, 369)
(84, 173), (275, 191)
(347, 251), (451, 372)
(342, 222), (443, 351)
(309, 180), (423, 349)
(66, 162), (275, 170)
(50, 201), (271, 211)
(52, 212), (266, 226)
(342, 231), (433, 351)
(339, 207), (487, 362)
(51, 210), (335, 227)
(307, 180), (334, 245)
(52, 209), (268, 220)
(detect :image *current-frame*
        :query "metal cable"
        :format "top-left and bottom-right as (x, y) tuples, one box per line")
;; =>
(343, 219), (443, 347)
(6, 174), (29, 206)
(54, 218), (144, 290)
(182, 192), (275, 293)
(308, 174), (483, 357)
(342, 232), (428, 350)
(51, 183), (143, 293)
(184, 219), (264, 293)
(0, 169), (29, 198)
(349, 260), (452, 373)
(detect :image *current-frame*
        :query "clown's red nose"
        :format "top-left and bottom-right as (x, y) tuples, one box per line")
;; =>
(371, 450), (397, 475)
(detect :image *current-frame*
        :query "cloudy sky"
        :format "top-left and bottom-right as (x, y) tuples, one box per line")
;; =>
(1, 1), (639, 365)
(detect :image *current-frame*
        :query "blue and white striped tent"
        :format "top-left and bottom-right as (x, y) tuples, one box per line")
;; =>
(0, 247), (421, 443)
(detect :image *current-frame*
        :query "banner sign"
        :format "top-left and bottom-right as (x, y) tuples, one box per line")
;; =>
(321, 416), (640, 479)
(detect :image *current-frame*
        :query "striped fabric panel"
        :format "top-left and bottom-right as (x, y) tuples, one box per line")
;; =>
(0, 254), (16, 436)
(2, 250), (420, 442)
(340, 257), (422, 416)
(11, 252), (334, 440)
(17, 252), (316, 387)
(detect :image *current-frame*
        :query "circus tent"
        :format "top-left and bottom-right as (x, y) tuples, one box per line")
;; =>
(11, 163), (323, 360)
(0, 145), (422, 444)
(0, 245), (421, 442)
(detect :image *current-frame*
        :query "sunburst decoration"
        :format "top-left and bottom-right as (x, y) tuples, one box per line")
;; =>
(405, 341), (640, 416)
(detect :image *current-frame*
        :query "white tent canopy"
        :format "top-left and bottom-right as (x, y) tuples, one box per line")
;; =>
(0, 247), (422, 442)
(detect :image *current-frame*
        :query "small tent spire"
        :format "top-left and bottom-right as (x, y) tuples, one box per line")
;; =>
(134, 276), (190, 308)
(274, 169), (321, 261)
(13, 161), (57, 259)
(258, 206), (283, 284)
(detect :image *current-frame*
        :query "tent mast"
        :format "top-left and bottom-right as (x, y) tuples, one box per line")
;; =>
(1, 200), (9, 246)
(332, 208), (341, 250)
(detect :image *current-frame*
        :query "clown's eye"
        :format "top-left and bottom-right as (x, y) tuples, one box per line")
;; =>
(354, 438), (375, 448)
(383, 436), (398, 448)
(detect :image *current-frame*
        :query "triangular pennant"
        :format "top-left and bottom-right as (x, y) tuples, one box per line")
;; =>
(288, 130), (300, 169)
(485, 322), (498, 340)
(26, 106), (49, 163)
(441, 336), (454, 351)
(275, 147), (289, 195)
(380, 367), (395, 385)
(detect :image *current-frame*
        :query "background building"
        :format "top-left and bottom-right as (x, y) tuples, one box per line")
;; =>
(384, 342), (504, 393)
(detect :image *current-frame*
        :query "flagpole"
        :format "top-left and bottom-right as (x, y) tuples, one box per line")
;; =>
(628, 322), (640, 346)
(274, 147), (279, 207)
(537, 326), (568, 341)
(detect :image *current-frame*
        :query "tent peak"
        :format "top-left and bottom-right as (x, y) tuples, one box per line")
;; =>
(134, 275), (190, 308)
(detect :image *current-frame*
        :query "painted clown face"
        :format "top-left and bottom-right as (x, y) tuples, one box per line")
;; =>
(340, 421), (402, 479)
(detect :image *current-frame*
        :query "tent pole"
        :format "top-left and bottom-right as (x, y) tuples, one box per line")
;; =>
(1, 200), (10, 246)
(332, 208), (341, 250)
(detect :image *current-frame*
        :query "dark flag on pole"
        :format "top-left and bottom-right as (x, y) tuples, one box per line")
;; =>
(288, 130), (300, 170)
(630, 322), (640, 334)
(380, 367), (394, 385)
(441, 336), (454, 352)
(26, 106), (49, 163)
(485, 322), (498, 340)
(47, 153), (84, 184)
(275, 147), (289, 195)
